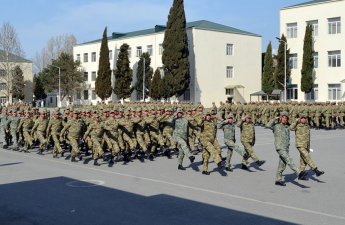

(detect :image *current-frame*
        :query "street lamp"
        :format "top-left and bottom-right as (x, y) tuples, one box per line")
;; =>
(276, 37), (287, 102)
(51, 65), (61, 107)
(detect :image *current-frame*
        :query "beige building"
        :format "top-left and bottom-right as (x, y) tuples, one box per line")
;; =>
(280, 0), (345, 102)
(0, 50), (33, 104)
(73, 20), (262, 107)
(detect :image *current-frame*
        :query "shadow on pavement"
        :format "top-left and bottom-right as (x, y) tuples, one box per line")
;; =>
(0, 177), (299, 225)
(0, 162), (23, 167)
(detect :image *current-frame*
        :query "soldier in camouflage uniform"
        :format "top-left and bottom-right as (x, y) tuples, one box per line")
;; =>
(46, 109), (63, 158)
(290, 113), (324, 177)
(31, 110), (48, 154)
(18, 111), (34, 152)
(8, 109), (21, 151)
(0, 109), (11, 148)
(266, 112), (308, 186)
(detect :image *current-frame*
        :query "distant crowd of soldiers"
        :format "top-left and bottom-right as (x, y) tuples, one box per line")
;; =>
(0, 100), (328, 184)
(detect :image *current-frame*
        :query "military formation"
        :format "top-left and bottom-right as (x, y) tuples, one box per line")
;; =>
(0, 100), (329, 186)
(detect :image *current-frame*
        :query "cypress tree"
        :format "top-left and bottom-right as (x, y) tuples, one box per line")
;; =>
(301, 24), (314, 93)
(12, 65), (25, 100)
(274, 34), (291, 90)
(162, 0), (190, 98)
(33, 75), (47, 100)
(95, 27), (112, 100)
(262, 42), (275, 94)
(135, 52), (153, 100)
(150, 68), (162, 100)
(114, 43), (133, 100)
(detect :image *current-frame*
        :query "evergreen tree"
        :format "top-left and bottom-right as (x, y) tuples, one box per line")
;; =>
(33, 75), (47, 100)
(274, 34), (291, 90)
(162, 0), (190, 98)
(262, 42), (275, 94)
(114, 43), (133, 100)
(135, 52), (153, 100)
(95, 27), (112, 100)
(301, 24), (314, 93)
(149, 68), (162, 100)
(12, 65), (25, 100)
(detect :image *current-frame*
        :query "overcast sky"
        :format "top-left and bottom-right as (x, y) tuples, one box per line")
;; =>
(0, 0), (307, 59)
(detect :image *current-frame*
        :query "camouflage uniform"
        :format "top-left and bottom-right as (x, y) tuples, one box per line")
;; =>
(31, 112), (48, 151)
(46, 109), (63, 156)
(8, 110), (21, 150)
(17, 112), (34, 152)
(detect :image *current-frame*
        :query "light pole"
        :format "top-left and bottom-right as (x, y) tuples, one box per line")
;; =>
(51, 65), (61, 107)
(142, 57), (145, 102)
(276, 37), (287, 102)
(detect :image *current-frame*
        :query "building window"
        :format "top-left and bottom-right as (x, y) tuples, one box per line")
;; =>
(287, 23), (298, 38)
(83, 53), (88, 63)
(91, 71), (96, 81)
(328, 51), (341, 67)
(76, 54), (80, 61)
(83, 90), (89, 100)
(0, 83), (7, 91)
(0, 97), (7, 104)
(84, 72), (88, 82)
(136, 91), (143, 101)
(109, 50), (113, 60)
(91, 52), (96, 62)
(289, 54), (298, 69)
(0, 69), (6, 77)
(183, 89), (190, 101)
(313, 52), (318, 68)
(159, 44), (163, 55)
(328, 17), (341, 34)
(136, 46), (142, 57)
(92, 90), (96, 100)
(147, 45), (153, 56)
(226, 66), (233, 78)
(328, 84), (341, 100)
(287, 84), (298, 100)
(307, 20), (318, 37)
(226, 44), (234, 56)
(76, 92), (81, 100)
(128, 47), (132, 58)
(305, 84), (318, 100)
(225, 88), (234, 96)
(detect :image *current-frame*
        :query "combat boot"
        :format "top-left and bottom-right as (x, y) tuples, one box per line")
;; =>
(241, 163), (249, 170)
(77, 153), (83, 161)
(313, 168), (325, 177)
(93, 159), (101, 166)
(256, 160), (266, 167)
(53, 153), (59, 158)
(108, 156), (115, 167)
(202, 171), (210, 175)
(225, 167), (233, 172)
(298, 171), (309, 180)
(275, 181), (286, 186)
(217, 161), (223, 169)
(37, 149), (44, 155)
(147, 153), (154, 161)
(189, 156), (195, 163)
(178, 164), (186, 170)
(243, 153), (250, 160)
(71, 156), (77, 162)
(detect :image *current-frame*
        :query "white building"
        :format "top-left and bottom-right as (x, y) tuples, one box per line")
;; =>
(280, 0), (345, 102)
(73, 20), (262, 107)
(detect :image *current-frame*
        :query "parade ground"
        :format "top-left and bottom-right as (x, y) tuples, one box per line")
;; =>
(0, 126), (344, 225)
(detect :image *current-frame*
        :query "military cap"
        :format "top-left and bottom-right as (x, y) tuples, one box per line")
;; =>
(54, 108), (61, 115)
(176, 108), (184, 113)
(225, 113), (234, 119)
(280, 111), (289, 117)
(118, 108), (124, 113)
(299, 113), (308, 118)
(203, 109), (212, 115)
(73, 110), (80, 114)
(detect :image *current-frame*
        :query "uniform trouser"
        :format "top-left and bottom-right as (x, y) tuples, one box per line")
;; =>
(175, 136), (192, 165)
(325, 115), (331, 128)
(136, 131), (149, 152)
(122, 132), (136, 152)
(241, 142), (259, 165)
(200, 138), (222, 172)
(36, 131), (47, 149)
(67, 136), (80, 157)
(162, 128), (176, 149)
(314, 116), (320, 128)
(188, 131), (196, 151)
(92, 138), (104, 160)
(118, 130), (125, 151)
(224, 140), (246, 168)
(23, 130), (33, 151)
(276, 148), (300, 181)
(51, 133), (63, 154)
(10, 130), (18, 150)
(297, 147), (317, 171)
(0, 127), (9, 146)
(339, 115), (345, 127)
(194, 129), (203, 150)
(150, 131), (164, 153)
(106, 132), (121, 155)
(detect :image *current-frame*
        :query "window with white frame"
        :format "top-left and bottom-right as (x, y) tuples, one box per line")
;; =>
(307, 20), (318, 37)
(226, 66), (233, 78)
(305, 84), (318, 100)
(328, 17), (341, 34)
(159, 44), (163, 55)
(0, 97), (7, 104)
(91, 52), (96, 62)
(289, 54), (298, 69)
(91, 71), (96, 81)
(328, 84), (341, 100)
(84, 72), (88, 81)
(109, 50), (113, 60)
(76, 54), (80, 61)
(147, 45), (153, 56)
(225, 88), (234, 96)
(83, 53), (88, 63)
(76, 92), (81, 100)
(287, 84), (298, 100)
(287, 23), (298, 38)
(226, 44), (234, 56)
(0, 69), (5, 77)
(136, 46), (142, 57)
(0, 83), (7, 91)
(313, 52), (319, 68)
(92, 90), (96, 100)
(128, 47), (132, 58)
(328, 51), (341, 67)
(83, 90), (89, 100)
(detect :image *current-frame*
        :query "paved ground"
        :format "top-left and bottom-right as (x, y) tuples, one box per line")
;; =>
(0, 126), (344, 225)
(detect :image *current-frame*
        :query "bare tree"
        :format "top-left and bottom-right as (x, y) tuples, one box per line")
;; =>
(0, 22), (25, 104)
(33, 34), (77, 73)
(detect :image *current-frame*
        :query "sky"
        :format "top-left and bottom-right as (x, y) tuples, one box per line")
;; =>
(0, 0), (308, 60)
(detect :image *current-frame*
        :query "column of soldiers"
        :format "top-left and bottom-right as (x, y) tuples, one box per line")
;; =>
(0, 100), (328, 183)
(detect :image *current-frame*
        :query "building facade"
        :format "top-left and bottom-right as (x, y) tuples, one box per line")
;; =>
(0, 50), (33, 105)
(73, 20), (262, 107)
(280, 0), (345, 102)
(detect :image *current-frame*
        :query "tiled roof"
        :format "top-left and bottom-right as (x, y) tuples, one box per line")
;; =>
(0, 50), (31, 63)
(282, 0), (342, 10)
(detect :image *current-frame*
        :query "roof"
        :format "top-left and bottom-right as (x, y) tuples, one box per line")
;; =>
(77, 20), (261, 46)
(281, 0), (342, 10)
(250, 90), (267, 96)
(0, 50), (31, 63)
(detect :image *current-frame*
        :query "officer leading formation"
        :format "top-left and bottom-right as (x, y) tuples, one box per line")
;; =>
(0, 100), (328, 186)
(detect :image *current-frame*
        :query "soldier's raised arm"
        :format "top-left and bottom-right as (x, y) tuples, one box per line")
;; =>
(266, 117), (279, 130)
